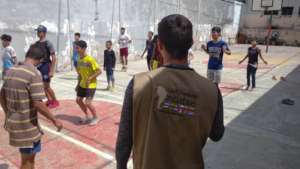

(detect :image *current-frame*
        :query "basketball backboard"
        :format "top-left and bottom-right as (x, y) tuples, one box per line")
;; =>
(252, 0), (283, 11)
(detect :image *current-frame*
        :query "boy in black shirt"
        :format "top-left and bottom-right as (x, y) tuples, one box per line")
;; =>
(239, 40), (268, 90)
(104, 40), (116, 91)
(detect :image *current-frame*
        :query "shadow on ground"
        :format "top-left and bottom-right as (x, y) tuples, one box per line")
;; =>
(204, 65), (300, 169)
(55, 114), (82, 125)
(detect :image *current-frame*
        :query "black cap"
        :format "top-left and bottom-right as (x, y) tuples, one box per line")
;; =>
(35, 25), (47, 33)
(212, 26), (221, 33)
(75, 40), (87, 49)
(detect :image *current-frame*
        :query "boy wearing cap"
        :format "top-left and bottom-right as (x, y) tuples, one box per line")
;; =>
(75, 40), (102, 126)
(201, 26), (231, 86)
(35, 25), (59, 108)
(1, 34), (17, 78)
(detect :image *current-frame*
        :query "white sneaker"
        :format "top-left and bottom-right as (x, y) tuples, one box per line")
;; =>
(89, 117), (100, 126)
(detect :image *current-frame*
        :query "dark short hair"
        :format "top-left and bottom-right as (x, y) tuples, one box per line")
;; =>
(212, 26), (221, 33)
(158, 14), (193, 60)
(75, 40), (87, 49)
(152, 35), (158, 43)
(74, 32), (81, 37)
(1, 34), (12, 42)
(25, 44), (45, 60)
(121, 27), (125, 30)
(106, 40), (112, 45)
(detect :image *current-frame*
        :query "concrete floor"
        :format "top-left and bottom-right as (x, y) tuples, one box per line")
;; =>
(0, 44), (300, 169)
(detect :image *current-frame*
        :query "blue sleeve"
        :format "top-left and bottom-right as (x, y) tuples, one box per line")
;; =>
(223, 41), (229, 50)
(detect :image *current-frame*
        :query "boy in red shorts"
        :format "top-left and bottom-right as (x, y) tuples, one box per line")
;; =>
(118, 27), (132, 71)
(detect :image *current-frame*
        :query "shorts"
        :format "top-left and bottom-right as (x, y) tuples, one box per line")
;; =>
(77, 86), (96, 99)
(207, 69), (222, 84)
(120, 48), (128, 58)
(37, 62), (51, 83)
(19, 141), (41, 154)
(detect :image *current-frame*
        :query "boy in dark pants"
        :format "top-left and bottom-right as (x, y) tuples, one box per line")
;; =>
(140, 31), (154, 70)
(104, 40), (116, 91)
(239, 40), (268, 90)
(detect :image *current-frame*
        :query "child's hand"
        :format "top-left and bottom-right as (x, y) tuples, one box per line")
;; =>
(201, 44), (206, 50)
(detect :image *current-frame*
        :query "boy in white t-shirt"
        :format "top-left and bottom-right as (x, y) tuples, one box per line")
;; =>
(118, 27), (132, 71)
(1, 34), (17, 78)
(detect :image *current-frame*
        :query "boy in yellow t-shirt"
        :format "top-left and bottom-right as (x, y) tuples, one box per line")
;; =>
(75, 40), (102, 126)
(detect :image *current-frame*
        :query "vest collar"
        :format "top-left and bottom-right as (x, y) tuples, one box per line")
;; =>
(164, 64), (194, 71)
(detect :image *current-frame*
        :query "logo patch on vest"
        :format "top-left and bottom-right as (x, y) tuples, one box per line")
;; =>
(157, 86), (196, 117)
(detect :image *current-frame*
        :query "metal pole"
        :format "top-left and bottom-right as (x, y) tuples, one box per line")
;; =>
(94, 0), (99, 21)
(178, 0), (181, 13)
(56, 0), (62, 72)
(67, 0), (73, 70)
(119, 0), (121, 28)
(153, 0), (157, 33)
(196, 0), (202, 40)
(266, 12), (273, 53)
(110, 0), (116, 39)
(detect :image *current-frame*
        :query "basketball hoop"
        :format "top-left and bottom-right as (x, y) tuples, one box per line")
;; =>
(252, 0), (282, 11)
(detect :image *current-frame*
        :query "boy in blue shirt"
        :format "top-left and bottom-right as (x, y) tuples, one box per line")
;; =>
(202, 27), (231, 86)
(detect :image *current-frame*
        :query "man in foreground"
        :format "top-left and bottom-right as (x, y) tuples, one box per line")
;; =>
(116, 14), (225, 169)
(0, 44), (63, 169)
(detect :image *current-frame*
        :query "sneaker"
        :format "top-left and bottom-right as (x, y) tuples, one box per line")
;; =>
(79, 117), (91, 125)
(106, 86), (111, 90)
(245, 86), (249, 90)
(110, 86), (115, 92)
(89, 117), (100, 126)
(48, 100), (60, 109)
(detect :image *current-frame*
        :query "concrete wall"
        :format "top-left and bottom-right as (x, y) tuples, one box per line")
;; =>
(0, 0), (242, 71)
(239, 0), (300, 45)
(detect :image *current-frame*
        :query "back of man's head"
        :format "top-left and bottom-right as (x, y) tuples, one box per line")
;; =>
(26, 44), (45, 60)
(158, 14), (193, 60)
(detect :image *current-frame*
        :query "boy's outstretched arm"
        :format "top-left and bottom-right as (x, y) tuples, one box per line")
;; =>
(258, 49), (268, 64)
(239, 55), (248, 64)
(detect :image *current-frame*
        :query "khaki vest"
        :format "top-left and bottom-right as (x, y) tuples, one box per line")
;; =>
(133, 67), (218, 169)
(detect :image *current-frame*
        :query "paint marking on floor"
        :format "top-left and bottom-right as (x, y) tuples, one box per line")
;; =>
(41, 125), (115, 161)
